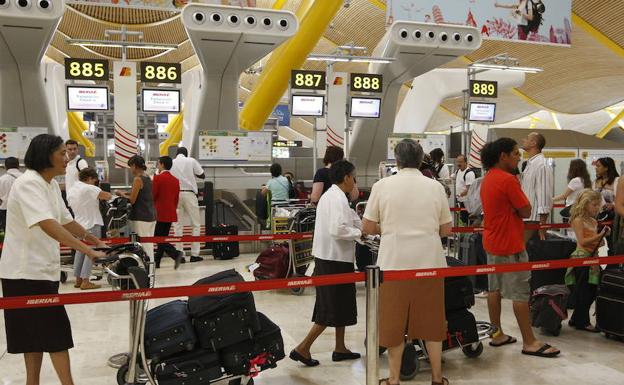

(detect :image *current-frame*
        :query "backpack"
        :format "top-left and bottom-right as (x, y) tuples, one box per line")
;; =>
(530, 284), (569, 334)
(463, 168), (481, 182)
(525, 0), (545, 33)
(463, 176), (484, 216)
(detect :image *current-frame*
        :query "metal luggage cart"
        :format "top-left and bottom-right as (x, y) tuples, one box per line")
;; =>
(270, 202), (315, 295)
(360, 235), (497, 382)
(96, 242), (254, 385)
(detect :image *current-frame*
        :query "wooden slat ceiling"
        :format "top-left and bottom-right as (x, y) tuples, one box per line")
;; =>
(47, 0), (624, 127)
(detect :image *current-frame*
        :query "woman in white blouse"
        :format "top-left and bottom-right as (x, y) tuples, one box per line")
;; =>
(290, 160), (362, 367)
(554, 159), (592, 209)
(0, 134), (107, 385)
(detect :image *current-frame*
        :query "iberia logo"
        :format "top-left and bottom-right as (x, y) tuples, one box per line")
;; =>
(119, 67), (132, 77)
(333, 76), (343, 85)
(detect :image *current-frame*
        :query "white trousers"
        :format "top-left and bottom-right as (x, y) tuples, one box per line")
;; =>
(174, 191), (202, 257)
(130, 220), (156, 262)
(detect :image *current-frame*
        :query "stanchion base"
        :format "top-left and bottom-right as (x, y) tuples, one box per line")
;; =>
(108, 352), (129, 369)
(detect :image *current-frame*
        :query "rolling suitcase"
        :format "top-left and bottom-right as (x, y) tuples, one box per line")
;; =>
(210, 201), (240, 260)
(220, 312), (285, 376)
(253, 243), (289, 280)
(145, 300), (197, 362)
(188, 269), (261, 351)
(527, 234), (576, 291)
(465, 233), (489, 292)
(596, 269), (624, 338)
(152, 349), (222, 385)
(445, 257), (475, 312)
(529, 284), (569, 336)
(443, 308), (479, 350)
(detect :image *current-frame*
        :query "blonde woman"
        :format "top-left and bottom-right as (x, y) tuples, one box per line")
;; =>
(566, 189), (609, 332)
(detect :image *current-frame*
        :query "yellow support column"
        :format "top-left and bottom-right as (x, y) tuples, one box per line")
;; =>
(159, 112), (184, 156)
(239, 0), (340, 131)
(596, 108), (624, 139)
(67, 112), (95, 157)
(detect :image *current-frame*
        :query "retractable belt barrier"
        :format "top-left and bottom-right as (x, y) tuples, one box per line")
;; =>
(2, 254), (624, 311)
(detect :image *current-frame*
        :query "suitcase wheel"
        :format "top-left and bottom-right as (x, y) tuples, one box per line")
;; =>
(461, 342), (483, 358)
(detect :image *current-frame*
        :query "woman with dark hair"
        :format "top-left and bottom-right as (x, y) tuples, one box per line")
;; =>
(311, 146), (358, 204)
(594, 157), (619, 209)
(115, 155), (156, 261)
(290, 160), (362, 367)
(0, 134), (107, 385)
(430, 148), (450, 180)
(554, 159), (592, 208)
(261, 163), (290, 203)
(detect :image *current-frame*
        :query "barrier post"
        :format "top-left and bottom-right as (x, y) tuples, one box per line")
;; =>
(365, 266), (381, 385)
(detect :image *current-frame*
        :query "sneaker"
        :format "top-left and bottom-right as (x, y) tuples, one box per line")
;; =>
(190, 256), (204, 263)
(80, 281), (102, 290)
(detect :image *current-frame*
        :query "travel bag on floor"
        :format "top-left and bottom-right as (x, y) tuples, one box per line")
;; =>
(220, 312), (285, 376)
(465, 232), (489, 292)
(527, 234), (576, 291)
(445, 257), (475, 312)
(596, 269), (624, 338)
(210, 224), (240, 260)
(152, 349), (222, 385)
(253, 243), (289, 280)
(529, 284), (569, 336)
(443, 308), (479, 350)
(188, 269), (261, 351)
(599, 269), (624, 297)
(145, 300), (197, 362)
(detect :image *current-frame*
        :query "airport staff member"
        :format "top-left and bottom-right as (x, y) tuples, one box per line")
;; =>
(0, 157), (22, 231)
(0, 134), (106, 385)
(153, 156), (183, 269)
(170, 147), (204, 263)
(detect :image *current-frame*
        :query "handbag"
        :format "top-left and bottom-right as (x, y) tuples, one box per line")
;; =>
(560, 205), (572, 218)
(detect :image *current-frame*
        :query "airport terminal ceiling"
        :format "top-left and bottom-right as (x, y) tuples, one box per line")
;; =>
(45, 0), (624, 136)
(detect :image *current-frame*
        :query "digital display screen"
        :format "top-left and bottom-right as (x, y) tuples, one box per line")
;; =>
(469, 102), (496, 122)
(469, 80), (498, 98)
(64, 58), (109, 81)
(291, 70), (326, 90)
(142, 89), (180, 113)
(350, 97), (381, 118)
(66, 86), (109, 111)
(291, 95), (325, 117)
(140, 62), (181, 84)
(350, 73), (383, 93)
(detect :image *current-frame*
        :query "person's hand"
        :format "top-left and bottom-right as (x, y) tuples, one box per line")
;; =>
(95, 240), (109, 249)
(86, 249), (106, 261)
(602, 226), (611, 237)
(538, 228), (547, 241)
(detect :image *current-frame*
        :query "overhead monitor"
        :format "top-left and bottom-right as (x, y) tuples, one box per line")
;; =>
(350, 97), (382, 119)
(291, 95), (325, 117)
(469, 102), (496, 123)
(142, 89), (181, 113)
(66, 86), (109, 111)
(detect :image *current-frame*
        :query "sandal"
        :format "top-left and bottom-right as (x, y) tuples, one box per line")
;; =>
(489, 335), (517, 347)
(379, 379), (399, 385)
(432, 378), (449, 385)
(521, 343), (560, 358)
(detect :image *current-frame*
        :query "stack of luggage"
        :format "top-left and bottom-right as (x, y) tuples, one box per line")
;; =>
(144, 269), (285, 384)
(596, 268), (624, 340)
(526, 234), (576, 336)
(443, 257), (479, 350)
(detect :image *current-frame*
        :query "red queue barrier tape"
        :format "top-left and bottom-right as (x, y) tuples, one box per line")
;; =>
(2, 255), (624, 310)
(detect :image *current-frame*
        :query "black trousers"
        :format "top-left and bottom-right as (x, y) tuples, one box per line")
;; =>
(569, 267), (597, 328)
(0, 209), (6, 232)
(154, 222), (178, 262)
(458, 202), (470, 225)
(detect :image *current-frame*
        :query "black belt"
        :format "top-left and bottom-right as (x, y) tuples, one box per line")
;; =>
(181, 190), (196, 193)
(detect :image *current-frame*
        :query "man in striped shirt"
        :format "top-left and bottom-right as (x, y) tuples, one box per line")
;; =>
(520, 132), (553, 241)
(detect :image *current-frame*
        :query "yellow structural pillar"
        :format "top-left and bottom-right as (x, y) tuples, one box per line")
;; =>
(239, 0), (340, 131)
(159, 112), (184, 156)
(67, 112), (95, 157)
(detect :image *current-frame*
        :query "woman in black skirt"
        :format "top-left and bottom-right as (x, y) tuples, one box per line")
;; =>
(0, 135), (107, 385)
(290, 160), (362, 366)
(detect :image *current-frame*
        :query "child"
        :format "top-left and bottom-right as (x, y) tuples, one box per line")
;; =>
(566, 189), (609, 332)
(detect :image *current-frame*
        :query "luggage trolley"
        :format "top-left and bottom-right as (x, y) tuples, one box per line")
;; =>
(270, 202), (315, 295)
(360, 235), (497, 381)
(96, 243), (255, 385)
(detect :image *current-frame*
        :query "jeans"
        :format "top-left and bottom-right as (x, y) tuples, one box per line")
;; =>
(74, 225), (102, 279)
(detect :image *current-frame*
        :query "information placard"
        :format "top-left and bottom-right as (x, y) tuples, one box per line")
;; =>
(198, 131), (272, 162)
(387, 134), (447, 161)
(142, 89), (180, 113)
(66, 86), (109, 111)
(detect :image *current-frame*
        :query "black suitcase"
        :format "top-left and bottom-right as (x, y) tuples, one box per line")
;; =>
(596, 292), (624, 338)
(465, 233), (489, 292)
(220, 312), (285, 376)
(443, 308), (479, 350)
(145, 300), (197, 362)
(527, 234), (576, 291)
(355, 243), (375, 272)
(188, 270), (261, 351)
(445, 257), (475, 311)
(600, 269), (624, 297)
(152, 349), (222, 385)
(210, 225), (240, 260)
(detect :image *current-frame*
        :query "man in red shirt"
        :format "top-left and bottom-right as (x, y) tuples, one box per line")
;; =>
(153, 156), (183, 269)
(480, 137), (560, 358)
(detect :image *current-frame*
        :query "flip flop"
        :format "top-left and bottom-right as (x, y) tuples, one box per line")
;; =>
(521, 343), (560, 358)
(489, 335), (517, 347)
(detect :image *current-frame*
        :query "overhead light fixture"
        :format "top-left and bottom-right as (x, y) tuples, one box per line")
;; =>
(67, 39), (178, 51)
(469, 63), (543, 73)
(306, 54), (395, 64)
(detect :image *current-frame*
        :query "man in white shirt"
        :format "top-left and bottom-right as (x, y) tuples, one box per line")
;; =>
(64, 140), (89, 192)
(454, 154), (475, 225)
(0, 157), (22, 231)
(520, 132), (553, 241)
(170, 147), (205, 262)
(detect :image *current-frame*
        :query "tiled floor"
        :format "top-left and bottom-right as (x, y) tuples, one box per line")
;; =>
(1, 253), (623, 385)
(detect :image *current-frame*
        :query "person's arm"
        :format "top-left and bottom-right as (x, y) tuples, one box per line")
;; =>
(362, 218), (380, 236)
(571, 218), (607, 250)
(362, 182), (381, 235)
(439, 221), (453, 238)
(507, 177), (532, 218)
(460, 171), (475, 197)
(119, 177), (143, 204)
(310, 182), (324, 204)
(349, 184), (359, 202)
(516, 204), (532, 218)
(39, 219), (105, 260)
(328, 204), (362, 241)
(494, 2), (516, 9)
(553, 188), (574, 203)
(261, 185), (269, 196)
(98, 191), (113, 201)
(193, 159), (205, 179)
(152, 175), (160, 202)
